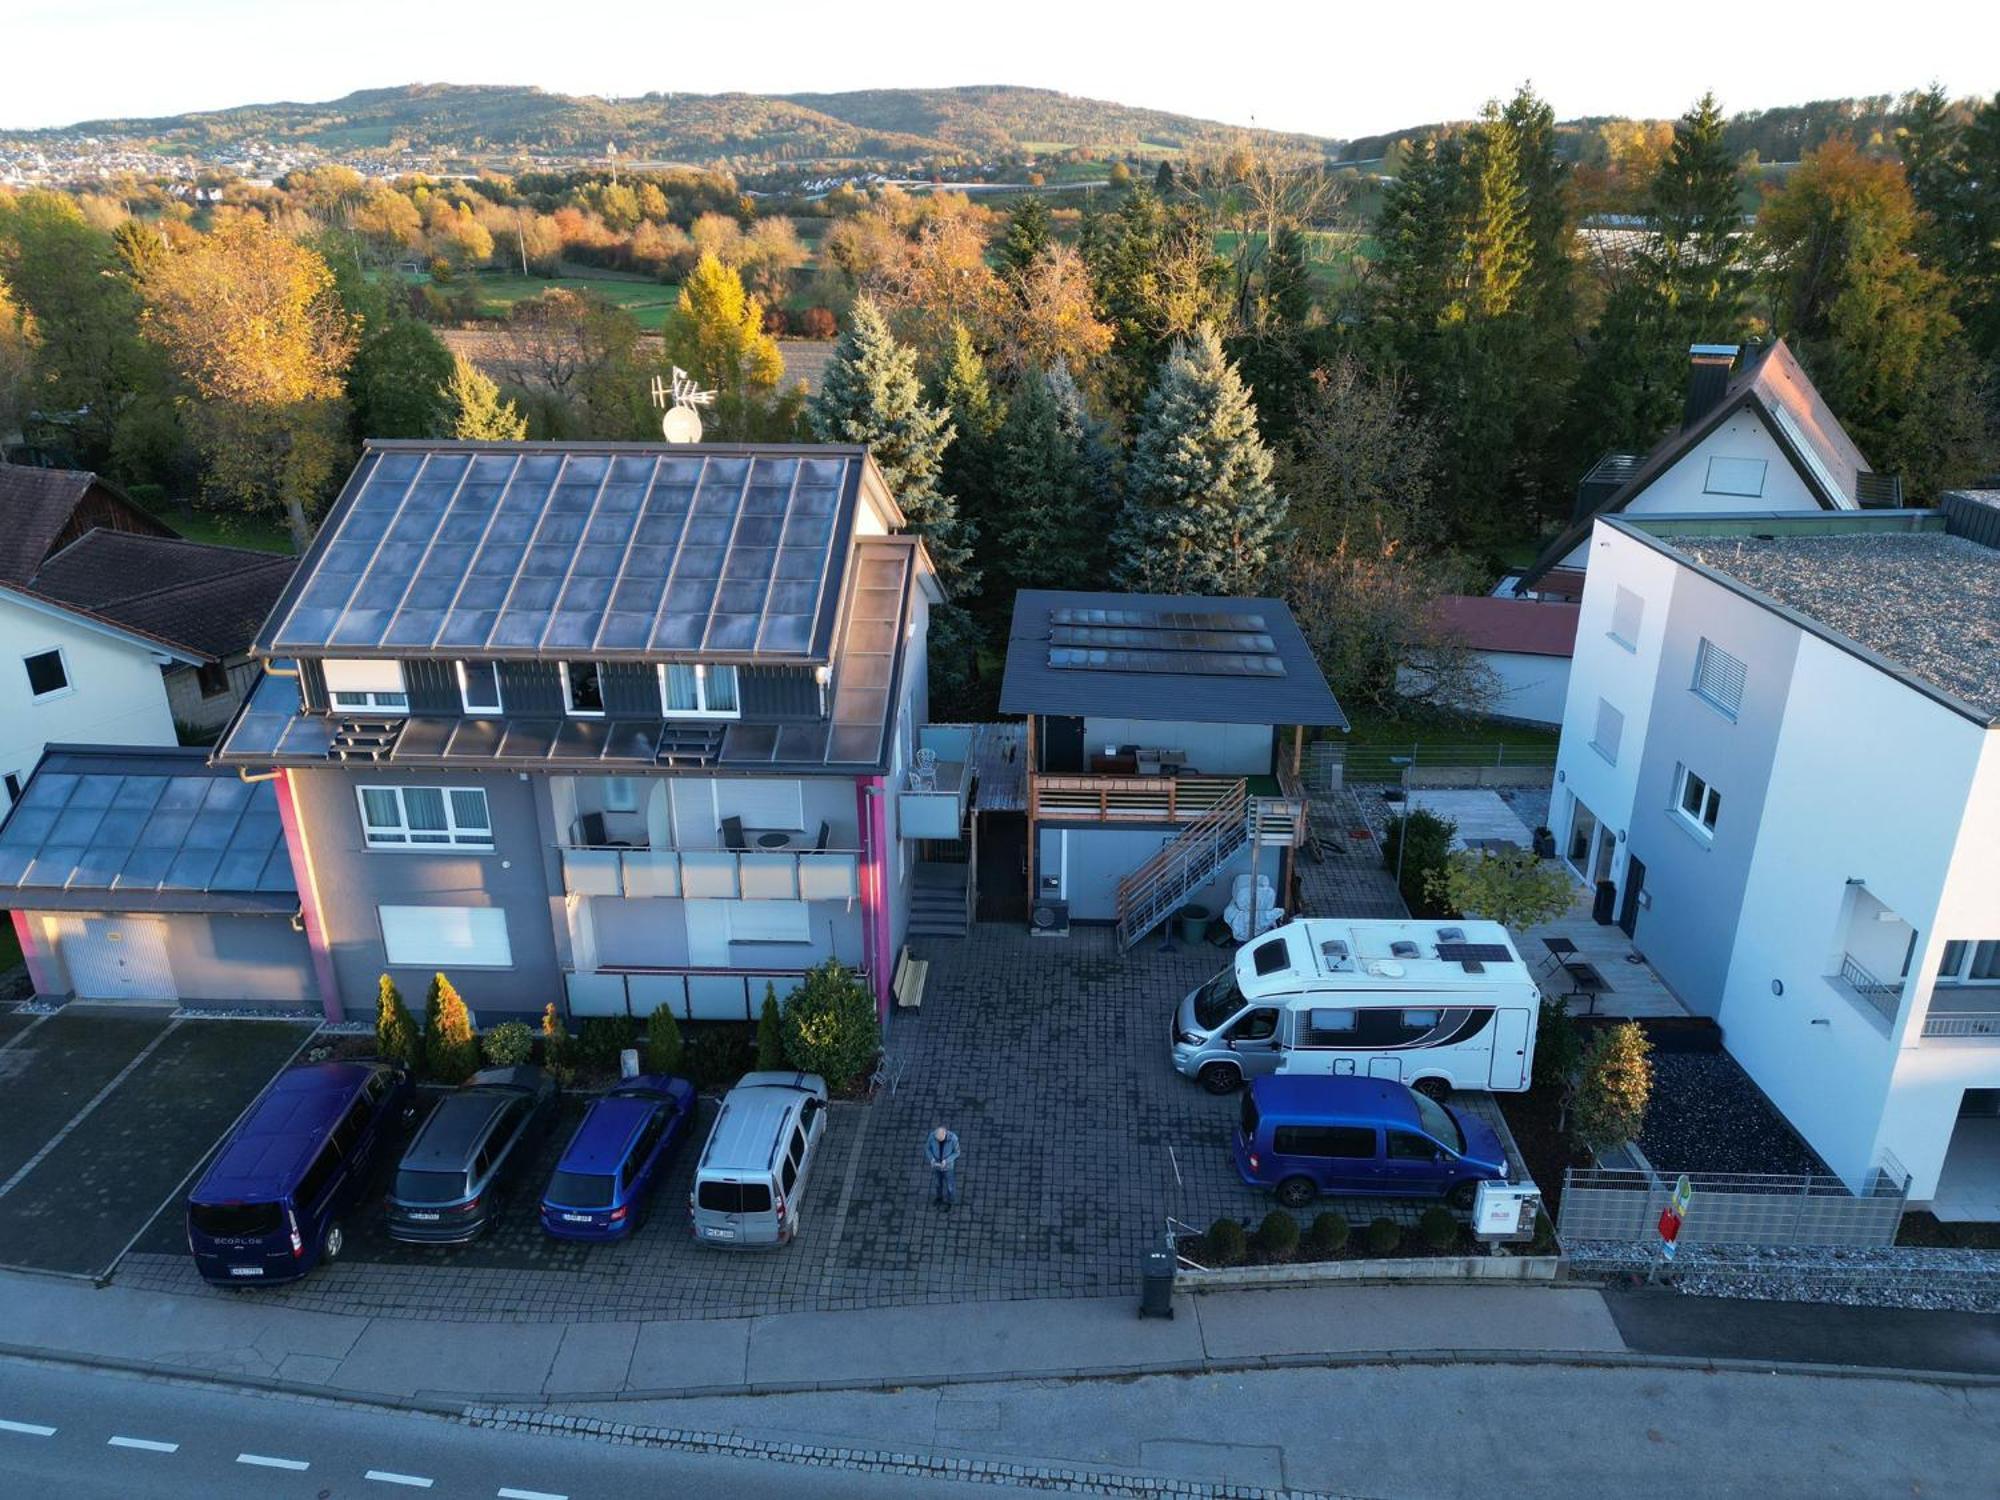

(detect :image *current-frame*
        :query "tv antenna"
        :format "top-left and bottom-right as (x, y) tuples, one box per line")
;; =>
(651, 367), (716, 443)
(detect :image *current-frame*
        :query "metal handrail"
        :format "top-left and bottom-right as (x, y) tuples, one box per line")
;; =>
(1836, 952), (1901, 1024)
(1922, 1009), (2000, 1039)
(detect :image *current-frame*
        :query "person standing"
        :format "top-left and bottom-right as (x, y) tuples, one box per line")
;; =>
(927, 1125), (960, 1211)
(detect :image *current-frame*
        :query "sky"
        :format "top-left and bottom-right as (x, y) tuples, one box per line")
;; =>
(9, 0), (1999, 138)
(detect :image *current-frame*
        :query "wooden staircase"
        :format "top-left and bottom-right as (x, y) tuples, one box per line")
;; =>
(1113, 781), (1249, 950)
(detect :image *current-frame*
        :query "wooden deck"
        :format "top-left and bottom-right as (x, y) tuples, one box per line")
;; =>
(1512, 883), (1691, 1019)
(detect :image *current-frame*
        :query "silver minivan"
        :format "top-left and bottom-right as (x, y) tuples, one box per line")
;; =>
(689, 1071), (829, 1247)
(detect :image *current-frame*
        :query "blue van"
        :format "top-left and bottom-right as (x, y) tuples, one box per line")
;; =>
(187, 1062), (412, 1284)
(540, 1075), (696, 1240)
(1233, 1074), (1507, 1210)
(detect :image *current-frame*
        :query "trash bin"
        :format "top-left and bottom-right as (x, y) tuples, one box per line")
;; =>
(1138, 1242), (1176, 1319)
(1175, 906), (1210, 946)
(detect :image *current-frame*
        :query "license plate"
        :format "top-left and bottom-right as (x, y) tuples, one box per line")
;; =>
(228, 1266), (264, 1277)
(408, 1211), (440, 1221)
(561, 1213), (593, 1224)
(701, 1225), (735, 1240)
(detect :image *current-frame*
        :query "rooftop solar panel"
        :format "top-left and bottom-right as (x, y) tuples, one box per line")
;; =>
(1047, 646), (1286, 677)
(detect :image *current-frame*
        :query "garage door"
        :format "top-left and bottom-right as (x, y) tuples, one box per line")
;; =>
(55, 917), (178, 1002)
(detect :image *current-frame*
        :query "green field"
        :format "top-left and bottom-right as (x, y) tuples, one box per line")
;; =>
(411, 269), (684, 330)
(136, 501), (295, 556)
(1338, 710), (1559, 756)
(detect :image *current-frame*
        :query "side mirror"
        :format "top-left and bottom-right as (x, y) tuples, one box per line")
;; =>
(1224, 1038), (1238, 1051)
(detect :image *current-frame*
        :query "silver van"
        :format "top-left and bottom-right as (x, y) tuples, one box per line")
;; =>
(689, 1071), (829, 1247)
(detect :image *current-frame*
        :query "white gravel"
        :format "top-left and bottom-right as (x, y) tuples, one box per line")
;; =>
(1568, 1240), (2000, 1312)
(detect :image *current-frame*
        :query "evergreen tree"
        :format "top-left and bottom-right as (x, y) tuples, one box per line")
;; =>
(992, 367), (1098, 591)
(937, 322), (1007, 591)
(643, 1002), (683, 1076)
(756, 985), (786, 1071)
(1897, 83), (1961, 233)
(423, 973), (478, 1083)
(663, 251), (785, 438)
(999, 195), (1053, 277)
(1084, 188), (1230, 417)
(375, 974), (419, 1068)
(1372, 137), (1464, 339)
(1462, 103), (1531, 320)
(350, 316), (454, 439)
(808, 297), (976, 594)
(1941, 92), (2000, 360)
(1044, 359), (1118, 517)
(1154, 160), (1175, 195)
(441, 353), (528, 440)
(1111, 322), (1285, 595)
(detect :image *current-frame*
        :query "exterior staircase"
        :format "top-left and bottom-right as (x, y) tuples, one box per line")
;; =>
(909, 861), (971, 938)
(1114, 781), (1249, 950)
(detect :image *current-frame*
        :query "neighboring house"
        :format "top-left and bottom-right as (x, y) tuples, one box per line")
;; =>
(1518, 341), (1900, 601)
(999, 589), (1346, 949)
(1414, 595), (1580, 728)
(0, 745), (309, 1006)
(1551, 494), (2000, 1216)
(211, 441), (942, 1026)
(0, 464), (295, 783)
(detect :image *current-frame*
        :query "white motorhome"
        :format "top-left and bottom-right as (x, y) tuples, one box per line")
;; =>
(1169, 918), (1540, 1096)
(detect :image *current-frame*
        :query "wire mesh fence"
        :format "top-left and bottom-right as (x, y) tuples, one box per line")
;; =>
(1558, 1166), (1908, 1250)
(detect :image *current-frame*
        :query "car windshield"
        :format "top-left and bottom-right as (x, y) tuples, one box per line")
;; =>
(393, 1169), (469, 1205)
(189, 1201), (281, 1237)
(1192, 968), (1246, 1031)
(697, 1179), (773, 1215)
(547, 1170), (616, 1209)
(1412, 1092), (1464, 1155)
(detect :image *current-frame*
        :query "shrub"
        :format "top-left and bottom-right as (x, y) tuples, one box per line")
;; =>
(779, 959), (880, 1087)
(481, 1020), (534, 1067)
(1204, 1217), (1247, 1267)
(797, 305), (837, 339)
(1381, 809), (1456, 915)
(1419, 1205), (1460, 1251)
(1305, 1211), (1350, 1257)
(1255, 1209), (1300, 1259)
(1425, 846), (1575, 928)
(1570, 1021), (1654, 1156)
(644, 1003), (684, 1076)
(756, 984), (786, 1071)
(539, 1003), (568, 1066)
(375, 974), (419, 1068)
(761, 304), (789, 336)
(1530, 1209), (1558, 1254)
(683, 1023), (755, 1089)
(1364, 1217), (1403, 1256)
(574, 1015), (640, 1071)
(423, 973), (479, 1084)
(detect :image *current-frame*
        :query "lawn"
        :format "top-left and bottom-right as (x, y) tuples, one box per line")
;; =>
(408, 268), (684, 331)
(136, 502), (296, 556)
(1337, 710), (1559, 756)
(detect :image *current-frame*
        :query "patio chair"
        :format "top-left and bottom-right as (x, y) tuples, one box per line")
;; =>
(572, 811), (631, 849)
(1539, 935), (1580, 980)
(815, 819), (831, 851)
(720, 815), (748, 851)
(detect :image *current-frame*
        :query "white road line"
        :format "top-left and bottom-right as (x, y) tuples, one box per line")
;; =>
(499, 1489), (569, 1500)
(108, 1436), (179, 1452)
(365, 1472), (435, 1488)
(237, 1453), (310, 1470)
(0, 1419), (57, 1436)
(0, 1020), (180, 1200)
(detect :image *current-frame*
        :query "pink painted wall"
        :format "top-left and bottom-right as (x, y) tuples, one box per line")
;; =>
(11, 909), (58, 997)
(274, 769), (343, 1023)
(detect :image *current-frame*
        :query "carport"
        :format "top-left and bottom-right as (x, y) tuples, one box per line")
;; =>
(0, 745), (313, 1009)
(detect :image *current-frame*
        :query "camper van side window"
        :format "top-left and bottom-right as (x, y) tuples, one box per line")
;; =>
(1402, 1009), (1442, 1031)
(1302, 1009), (1358, 1044)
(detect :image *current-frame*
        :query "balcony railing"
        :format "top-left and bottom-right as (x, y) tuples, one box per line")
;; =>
(558, 844), (862, 902)
(1923, 989), (2000, 1040)
(1031, 773), (1246, 824)
(1834, 952), (1902, 1027)
(899, 757), (969, 839)
(566, 965), (868, 1023)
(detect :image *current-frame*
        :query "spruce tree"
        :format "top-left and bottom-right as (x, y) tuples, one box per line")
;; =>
(808, 296), (977, 595)
(1643, 94), (1752, 350)
(756, 984), (786, 1071)
(999, 196), (1053, 277)
(1463, 103), (1531, 320)
(441, 353), (528, 440)
(375, 974), (418, 1069)
(992, 368), (1096, 592)
(937, 322), (1006, 591)
(1154, 159), (1175, 195)
(1111, 323), (1286, 596)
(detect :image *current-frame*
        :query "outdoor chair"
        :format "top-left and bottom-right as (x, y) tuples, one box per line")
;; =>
(814, 820), (831, 851)
(721, 815), (748, 851)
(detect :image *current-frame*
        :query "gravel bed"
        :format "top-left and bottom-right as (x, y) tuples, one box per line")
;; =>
(1636, 1052), (1829, 1177)
(1568, 1239), (2000, 1312)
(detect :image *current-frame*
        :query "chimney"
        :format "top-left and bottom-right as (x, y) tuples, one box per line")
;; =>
(1682, 343), (1740, 431)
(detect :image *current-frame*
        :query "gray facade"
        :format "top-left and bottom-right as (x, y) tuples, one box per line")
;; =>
(1036, 823), (1284, 923)
(25, 910), (312, 1007)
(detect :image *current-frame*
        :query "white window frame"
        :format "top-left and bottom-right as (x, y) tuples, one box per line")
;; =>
(357, 785), (494, 851)
(658, 663), (741, 719)
(323, 658), (409, 715)
(1937, 940), (2000, 986)
(724, 899), (811, 945)
(560, 660), (607, 718)
(1591, 699), (1623, 766)
(22, 647), (71, 702)
(1703, 456), (1768, 498)
(379, 905), (512, 969)
(1608, 586), (1643, 653)
(1672, 764), (1721, 840)
(713, 778), (804, 832)
(456, 660), (504, 715)
(1691, 638), (1746, 721)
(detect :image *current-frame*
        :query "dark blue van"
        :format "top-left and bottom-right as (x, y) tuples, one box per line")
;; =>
(187, 1062), (412, 1284)
(1233, 1074), (1507, 1210)
(540, 1075), (696, 1240)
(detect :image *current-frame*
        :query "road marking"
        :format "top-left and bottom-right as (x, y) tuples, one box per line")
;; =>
(108, 1436), (179, 1452)
(499, 1489), (569, 1500)
(0, 1020), (180, 1201)
(237, 1453), (310, 1470)
(365, 1472), (435, 1488)
(0, 1420), (57, 1436)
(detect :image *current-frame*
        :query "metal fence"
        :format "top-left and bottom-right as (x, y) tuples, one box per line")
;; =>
(1335, 741), (1559, 786)
(1558, 1163), (1909, 1249)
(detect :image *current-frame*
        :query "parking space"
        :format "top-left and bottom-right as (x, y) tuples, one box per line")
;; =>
(0, 1008), (313, 1277)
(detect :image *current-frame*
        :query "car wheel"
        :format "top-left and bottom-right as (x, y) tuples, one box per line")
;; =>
(322, 1219), (345, 1262)
(1199, 1062), (1242, 1095)
(1447, 1180), (1478, 1212)
(1412, 1077), (1452, 1103)
(1277, 1176), (1317, 1209)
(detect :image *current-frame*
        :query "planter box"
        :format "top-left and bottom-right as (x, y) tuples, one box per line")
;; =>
(1178, 1253), (1565, 1291)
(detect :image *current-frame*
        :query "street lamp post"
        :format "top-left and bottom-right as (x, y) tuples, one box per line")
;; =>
(1389, 754), (1414, 902)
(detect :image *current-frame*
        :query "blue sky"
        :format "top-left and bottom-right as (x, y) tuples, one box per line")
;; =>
(10, 0), (1998, 137)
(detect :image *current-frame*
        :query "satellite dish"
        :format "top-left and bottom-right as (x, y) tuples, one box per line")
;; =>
(662, 406), (704, 443)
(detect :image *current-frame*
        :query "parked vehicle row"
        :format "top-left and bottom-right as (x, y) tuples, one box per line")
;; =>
(186, 1061), (825, 1286)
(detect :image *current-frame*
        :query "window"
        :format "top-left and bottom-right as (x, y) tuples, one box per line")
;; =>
(457, 660), (503, 715)
(715, 778), (804, 831)
(1673, 765), (1721, 838)
(358, 786), (493, 849)
(1271, 1125), (1377, 1159)
(1591, 699), (1624, 765)
(561, 660), (605, 717)
(697, 1180), (773, 1214)
(1703, 456), (1768, 497)
(379, 905), (512, 967)
(23, 649), (68, 699)
(1387, 1131), (1442, 1162)
(1608, 586), (1644, 651)
(1402, 1009), (1442, 1031)
(294, 1144), (340, 1208)
(323, 658), (409, 714)
(1230, 1008), (1280, 1042)
(660, 663), (740, 718)
(725, 900), (811, 945)
(1691, 638), (1746, 719)
(196, 661), (231, 699)
(601, 777), (639, 813)
(1938, 941), (2000, 985)
(1300, 1008), (1358, 1045)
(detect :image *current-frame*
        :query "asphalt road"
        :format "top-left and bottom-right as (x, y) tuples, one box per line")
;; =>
(0, 1356), (1003, 1499)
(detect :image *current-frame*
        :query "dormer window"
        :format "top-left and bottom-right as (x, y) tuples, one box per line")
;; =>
(457, 661), (503, 715)
(659, 663), (740, 719)
(561, 661), (605, 718)
(323, 659), (408, 715)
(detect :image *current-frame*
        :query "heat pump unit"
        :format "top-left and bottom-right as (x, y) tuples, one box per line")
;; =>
(1030, 899), (1071, 937)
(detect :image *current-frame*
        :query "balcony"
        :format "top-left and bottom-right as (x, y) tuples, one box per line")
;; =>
(899, 756), (969, 840)
(1830, 952), (1902, 1030)
(566, 965), (868, 1023)
(1924, 989), (2000, 1041)
(1029, 769), (1306, 846)
(558, 843), (861, 901)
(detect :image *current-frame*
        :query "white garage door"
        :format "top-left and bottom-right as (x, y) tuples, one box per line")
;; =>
(55, 917), (178, 1002)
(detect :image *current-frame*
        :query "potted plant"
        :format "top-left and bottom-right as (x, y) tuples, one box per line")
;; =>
(1533, 825), (1557, 859)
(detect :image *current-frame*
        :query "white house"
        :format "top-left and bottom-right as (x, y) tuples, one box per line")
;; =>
(1418, 595), (1579, 727)
(1551, 494), (2000, 1218)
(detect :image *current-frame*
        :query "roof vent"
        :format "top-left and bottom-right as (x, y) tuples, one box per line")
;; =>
(1437, 926), (1466, 943)
(1390, 940), (1420, 959)
(1319, 939), (1351, 970)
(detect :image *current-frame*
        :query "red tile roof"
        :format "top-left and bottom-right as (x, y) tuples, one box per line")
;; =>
(1433, 596), (1581, 658)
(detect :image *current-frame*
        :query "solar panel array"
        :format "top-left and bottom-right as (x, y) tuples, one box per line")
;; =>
(0, 764), (294, 895)
(1045, 604), (1286, 678)
(267, 448), (856, 659)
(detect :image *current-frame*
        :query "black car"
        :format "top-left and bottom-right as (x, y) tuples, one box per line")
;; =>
(384, 1066), (560, 1244)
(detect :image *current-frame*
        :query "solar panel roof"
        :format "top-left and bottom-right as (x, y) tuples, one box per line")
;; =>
(261, 445), (865, 662)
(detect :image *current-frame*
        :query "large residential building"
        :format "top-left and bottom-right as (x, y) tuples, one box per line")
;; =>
(1551, 495), (2000, 1216)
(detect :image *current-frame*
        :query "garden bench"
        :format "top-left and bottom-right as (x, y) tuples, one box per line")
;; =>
(893, 946), (930, 1009)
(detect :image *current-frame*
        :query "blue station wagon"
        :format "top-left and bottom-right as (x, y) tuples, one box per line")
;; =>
(186, 1061), (412, 1285)
(1233, 1074), (1508, 1210)
(540, 1075), (697, 1241)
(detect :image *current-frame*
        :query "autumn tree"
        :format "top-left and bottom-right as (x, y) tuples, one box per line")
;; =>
(999, 242), (1113, 377)
(663, 252), (785, 438)
(1571, 1021), (1654, 1156)
(1083, 188), (1231, 415)
(441, 353), (528, 440)
(137, 216), (355, 546)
